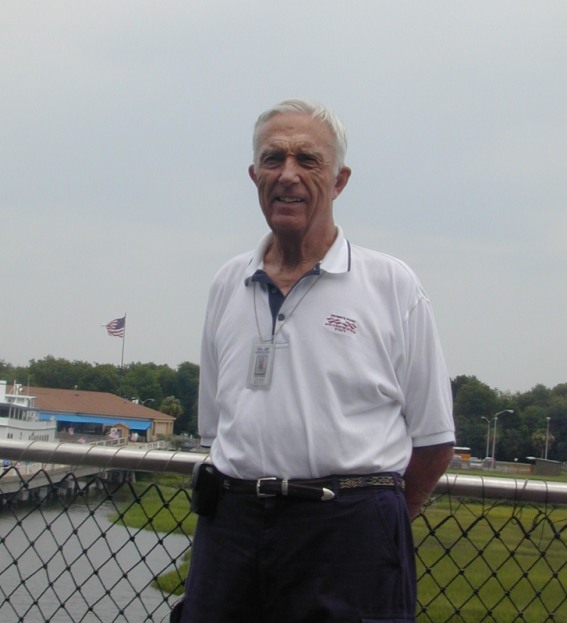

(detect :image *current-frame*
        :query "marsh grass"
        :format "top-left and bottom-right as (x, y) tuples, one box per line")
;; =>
(110, 473), (195, 532)
(109, 474), (197, 596)
(413, 500), (567, 622)
(152, 551), (191, 595)
(110, 474), (567, 620)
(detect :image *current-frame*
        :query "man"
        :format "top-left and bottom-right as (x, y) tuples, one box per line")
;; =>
(182, 99), (455, 623)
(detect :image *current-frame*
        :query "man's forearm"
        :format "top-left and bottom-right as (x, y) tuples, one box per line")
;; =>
(403, 443), (454, 520)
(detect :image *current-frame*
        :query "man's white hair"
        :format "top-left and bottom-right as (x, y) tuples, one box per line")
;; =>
(252, 98), (348, 172)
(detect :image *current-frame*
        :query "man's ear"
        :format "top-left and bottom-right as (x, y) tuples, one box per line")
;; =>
(333, 166), (351, 199)
(248, 164), (257, 184)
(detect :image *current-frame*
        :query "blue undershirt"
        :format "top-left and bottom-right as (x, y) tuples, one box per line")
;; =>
(251, 266), (321, 334)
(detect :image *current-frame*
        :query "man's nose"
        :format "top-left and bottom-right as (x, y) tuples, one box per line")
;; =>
(278, 157), (300, 184)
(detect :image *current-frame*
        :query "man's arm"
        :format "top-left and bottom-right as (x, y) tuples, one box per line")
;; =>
(403, 443), (454, 521)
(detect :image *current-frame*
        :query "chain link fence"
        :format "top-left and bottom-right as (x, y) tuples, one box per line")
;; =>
(1, 441), (566, 622)
(414, 476), (567, 622)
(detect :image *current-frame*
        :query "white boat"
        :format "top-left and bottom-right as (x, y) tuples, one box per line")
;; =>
(0, 380), (56, 443)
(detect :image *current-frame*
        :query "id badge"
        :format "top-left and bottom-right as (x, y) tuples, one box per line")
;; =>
(247, 339), (275, 389)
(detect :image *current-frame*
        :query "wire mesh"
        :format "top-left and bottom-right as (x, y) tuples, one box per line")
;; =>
(414, 493), (567, 622)
(0, 466), (192, 622)
(1, 461), (566, 623)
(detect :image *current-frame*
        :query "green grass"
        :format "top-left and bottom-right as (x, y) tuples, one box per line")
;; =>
(109, 474), (567, 620)
(413, 499), (567, 622)
(152, 550), (191, 596)
(109, 474), (197, 596)
(110, 473), (198, 535)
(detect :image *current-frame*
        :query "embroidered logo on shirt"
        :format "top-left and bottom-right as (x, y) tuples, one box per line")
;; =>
(324, 314), (358, 335)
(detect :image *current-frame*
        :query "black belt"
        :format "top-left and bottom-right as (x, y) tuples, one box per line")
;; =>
(219, 472), (404, 502)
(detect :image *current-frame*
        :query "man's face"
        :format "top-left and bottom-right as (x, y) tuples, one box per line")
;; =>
(249, 113), (350, 239)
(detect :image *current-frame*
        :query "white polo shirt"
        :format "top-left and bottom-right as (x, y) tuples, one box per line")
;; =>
(198, 226), (455, 480)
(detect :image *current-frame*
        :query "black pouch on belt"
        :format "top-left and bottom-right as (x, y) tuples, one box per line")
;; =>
(190, 463), (220, 517)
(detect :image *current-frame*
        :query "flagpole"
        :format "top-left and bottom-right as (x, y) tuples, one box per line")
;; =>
(121, 313), (127, 368)
(103, 315), (127, 396)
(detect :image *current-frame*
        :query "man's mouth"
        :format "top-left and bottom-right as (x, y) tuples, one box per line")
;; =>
(275, 196), (304, 204)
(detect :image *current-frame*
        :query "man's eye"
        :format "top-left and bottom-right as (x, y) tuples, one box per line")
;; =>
(261, 154), (282, 167)
(298, 154), (318, 167)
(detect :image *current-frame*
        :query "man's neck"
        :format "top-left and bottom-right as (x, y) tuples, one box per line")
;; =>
(263, 227), (336, 294)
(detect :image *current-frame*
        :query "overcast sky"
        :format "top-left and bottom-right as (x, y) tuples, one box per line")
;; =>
(1, 2), (566, 394)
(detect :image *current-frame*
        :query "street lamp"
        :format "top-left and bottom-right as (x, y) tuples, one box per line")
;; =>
(545, 417), (551, 460)
(491, 409), (514, 470)
(481, 416), (492, 460)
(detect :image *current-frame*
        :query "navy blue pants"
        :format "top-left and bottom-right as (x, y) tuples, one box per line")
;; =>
(181, 486), (416, 622)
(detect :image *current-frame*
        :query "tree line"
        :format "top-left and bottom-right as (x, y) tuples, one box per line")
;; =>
(0, 356), (199, 436)
(452, 375), (566, 464)
(1, 357), (565, 462)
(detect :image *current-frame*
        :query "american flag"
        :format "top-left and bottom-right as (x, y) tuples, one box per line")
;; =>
(105, 316), (126, 338)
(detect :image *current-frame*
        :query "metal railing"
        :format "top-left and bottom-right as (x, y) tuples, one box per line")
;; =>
(1, 440), (566, 622)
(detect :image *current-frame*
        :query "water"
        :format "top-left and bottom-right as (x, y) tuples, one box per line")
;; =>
(0, 498), (190, 622)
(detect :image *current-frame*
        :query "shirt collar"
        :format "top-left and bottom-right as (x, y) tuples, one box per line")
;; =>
(244, 226), (351, 285)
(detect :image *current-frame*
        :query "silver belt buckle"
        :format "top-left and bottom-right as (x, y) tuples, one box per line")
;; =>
(256, 476), (277, 497)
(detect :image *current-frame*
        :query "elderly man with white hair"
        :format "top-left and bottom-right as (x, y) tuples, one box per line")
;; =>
(179, 98), (455, 623)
